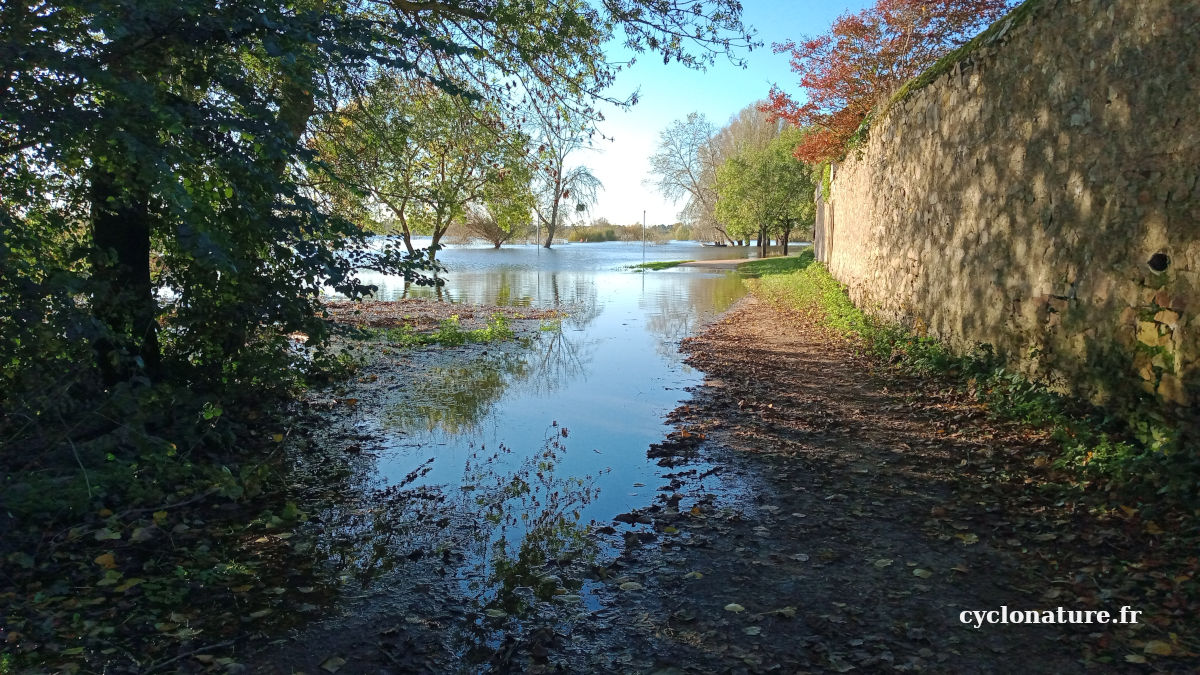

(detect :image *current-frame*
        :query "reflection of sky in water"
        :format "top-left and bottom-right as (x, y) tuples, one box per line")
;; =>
(347, 241), (751, 525)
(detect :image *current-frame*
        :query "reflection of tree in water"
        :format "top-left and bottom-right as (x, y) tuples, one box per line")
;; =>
(542, 272), (601, 329)
(382, 327), (593, 435)
(291, 430), (603, 667)
(459, 432), (603, 615)
(643, 273), (746, 360)
(384, 350), (530, 435)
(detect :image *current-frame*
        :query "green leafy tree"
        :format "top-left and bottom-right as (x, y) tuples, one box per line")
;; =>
(315, 74), (525, 259)
(466, 148), (536, 248)
(715, 128), (816, 256)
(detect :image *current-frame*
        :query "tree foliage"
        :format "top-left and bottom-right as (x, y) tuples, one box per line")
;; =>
(715, 127), (816, 256)
(312, 73), (528, 258)
(1, 0), (754, 396)
(651, 104), (785, 244)
(763, 0), (1014, 163)
(465, 154), (537, 248)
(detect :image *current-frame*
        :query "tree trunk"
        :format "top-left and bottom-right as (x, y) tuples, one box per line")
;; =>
(90, 166), (161, 384)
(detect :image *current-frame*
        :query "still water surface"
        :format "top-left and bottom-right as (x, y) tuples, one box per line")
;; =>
(349, 240), (757, 523)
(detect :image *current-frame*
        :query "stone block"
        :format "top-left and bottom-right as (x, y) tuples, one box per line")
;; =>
(1157, 373), (1191, 406)
(1137, 321), (1167, 346)
(1154, 309), (1180, 329)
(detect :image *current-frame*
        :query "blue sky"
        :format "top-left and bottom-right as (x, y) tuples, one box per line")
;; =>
(587, 1), (873, 226)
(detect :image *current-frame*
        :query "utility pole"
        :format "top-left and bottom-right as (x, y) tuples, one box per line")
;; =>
(642, 210), (646, 265)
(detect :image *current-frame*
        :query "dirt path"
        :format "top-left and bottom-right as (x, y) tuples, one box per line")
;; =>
(528, 295), (1109, 672)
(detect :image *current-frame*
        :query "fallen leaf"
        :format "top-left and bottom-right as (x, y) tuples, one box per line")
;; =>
(1143, 640), (1172, 656)
(94, 528), (121, 541)
(115, 577), (144, 592)
(1124, 654), (1147, 664)
(620, 582), (644, 591)
(769, 606), (797, 618)
(956, 533), (979, 545)
(94, 552), (116, 569)
(874, 558), (893, 568)
(743, 626), (762, 636)
(683, 571), (703, 580)
(484, 609), (507, 618)
(913, 568), (933, 578)
(724, 603), (746, 613)
(320, 656), (347, 673)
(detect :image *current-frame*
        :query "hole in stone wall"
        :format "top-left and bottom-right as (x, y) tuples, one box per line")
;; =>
(1147, 252), (1169, 273)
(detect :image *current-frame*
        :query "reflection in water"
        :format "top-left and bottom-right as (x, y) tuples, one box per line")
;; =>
(459, 433), (602, 615)
(382, 327), (592, 437)
(642, 272), (747, 361)
(286, 427), (604, 667)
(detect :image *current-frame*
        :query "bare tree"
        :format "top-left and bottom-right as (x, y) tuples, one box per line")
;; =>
(647, 112), (726, 242)
(531, 106), (602, 248)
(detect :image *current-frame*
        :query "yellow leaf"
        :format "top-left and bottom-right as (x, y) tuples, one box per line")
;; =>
(1119, 505), (1138, 517)
(1144, 640), (1172, 656)
(1124, 654), (1147, 664)
(683, 571), (703, 580)
(690, 506), (702, 516)
(94, 552), (116, 569)
(272, 433), (284, 443)
(1144, 521), (1164, 535)
(98, 508), (113, 517)
(152, 510), (168, 525)
(115, 578), (145, 592)
(663, 526), (679, 534)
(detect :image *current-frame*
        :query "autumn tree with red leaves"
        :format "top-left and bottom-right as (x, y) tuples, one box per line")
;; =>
(764, 0), (1015, 163)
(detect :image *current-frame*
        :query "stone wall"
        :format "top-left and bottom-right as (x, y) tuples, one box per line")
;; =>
(817, 0), (1199, 420)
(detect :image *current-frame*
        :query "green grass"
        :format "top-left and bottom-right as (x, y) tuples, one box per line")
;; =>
(745, 259), (1191, 505)
(737, 249), (815, 277)
(367, 313), (515, 348)
(627, 260), (693, 271)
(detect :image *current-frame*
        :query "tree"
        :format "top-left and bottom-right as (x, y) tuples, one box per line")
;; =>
(464, 153), (536, 248)
(531, 107), (602, 248)
(715, 128), (816, 257)
(647, 113), (723, 241)
(764, 0), (1014, 163)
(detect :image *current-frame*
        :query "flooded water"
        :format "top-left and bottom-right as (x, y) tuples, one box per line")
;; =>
(287, 240), (779, 664)
(350, 240), (758, 521)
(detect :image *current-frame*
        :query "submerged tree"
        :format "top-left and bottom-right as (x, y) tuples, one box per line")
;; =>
(531, 106), (602, 248)
(715, 127), (816, 256)
(464, 153), (536, 248)
(764, 0), (1014, 162)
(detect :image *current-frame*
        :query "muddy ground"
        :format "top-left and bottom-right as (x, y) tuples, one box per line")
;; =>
(242, 296), (1192, 673)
